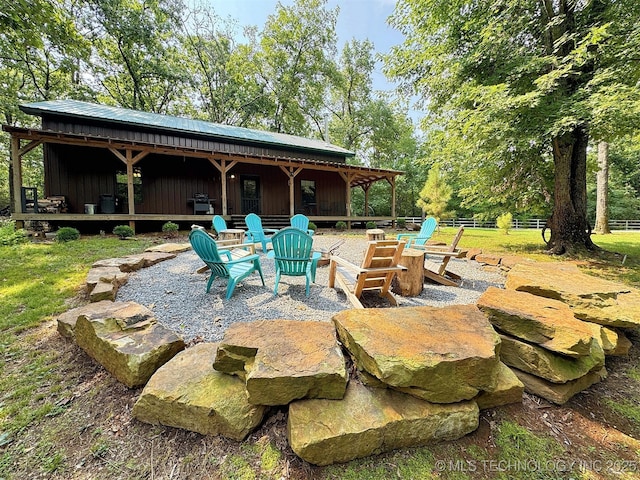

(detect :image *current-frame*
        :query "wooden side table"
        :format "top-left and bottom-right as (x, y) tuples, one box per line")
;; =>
(393, 248), (425, 296)
(219, 229), (245, 243)
(366, 229), (386, 241)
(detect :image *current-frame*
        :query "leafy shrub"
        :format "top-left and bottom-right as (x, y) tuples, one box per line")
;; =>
(496, 212), (513, 235)
(335, 221), (347, 231)
(56, 227), (80, 242)
(396, 217), (406, 228)
(162, 221), (179, 237)
(0, 219), (28, 245)
(113, 225), (135, 239)
(308, 221), (317, 232)
(366, 221), (377, 229)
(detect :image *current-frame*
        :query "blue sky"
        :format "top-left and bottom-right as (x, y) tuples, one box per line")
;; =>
(205, 0), (406, 94)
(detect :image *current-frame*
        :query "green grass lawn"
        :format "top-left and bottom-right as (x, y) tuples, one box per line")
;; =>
(429, 227), (640, 287)
(1, 228), (639, 479)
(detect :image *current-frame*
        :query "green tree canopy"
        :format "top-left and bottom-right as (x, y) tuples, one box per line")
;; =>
(255, 0), (338, 136)
(84, 0), (189, 113)
(386, 0), (640, 254)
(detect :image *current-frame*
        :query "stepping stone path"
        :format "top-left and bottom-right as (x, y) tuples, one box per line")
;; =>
(55, 242), (636, 466)
(86, 251), (177, 302)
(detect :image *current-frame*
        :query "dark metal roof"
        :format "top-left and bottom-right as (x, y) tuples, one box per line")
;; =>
(20, 99), (355, 157)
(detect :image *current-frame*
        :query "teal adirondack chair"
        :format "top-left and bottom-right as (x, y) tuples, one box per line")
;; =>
(189, 228), (264, 299)
(212, 215), (228, 235)
(267, 227), (321, 296)
(245, 213), (278, 252)
(397, 217), (438, 248)
(290, 213), (314, 235)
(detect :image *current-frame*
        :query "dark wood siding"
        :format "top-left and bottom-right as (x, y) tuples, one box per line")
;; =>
(135, 154), (219, 215)
(45, 144), (120, 213)
(297, 170), (347, 216)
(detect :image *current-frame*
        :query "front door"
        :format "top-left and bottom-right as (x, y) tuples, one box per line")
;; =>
(241, 176), (261, 214)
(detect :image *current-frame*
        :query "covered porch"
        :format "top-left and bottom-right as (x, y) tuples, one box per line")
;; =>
(4, 124), (401, 231)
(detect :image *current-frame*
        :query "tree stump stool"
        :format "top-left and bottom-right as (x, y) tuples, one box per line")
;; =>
(219, 229), (245, 243)
(392, 248), (425, 296)
(366, 229), (386, 241)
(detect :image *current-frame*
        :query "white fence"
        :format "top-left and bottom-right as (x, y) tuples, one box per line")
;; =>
(399, 217), (640, 231)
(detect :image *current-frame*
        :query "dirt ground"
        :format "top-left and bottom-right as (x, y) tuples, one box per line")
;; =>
(3, 315), (639, 480)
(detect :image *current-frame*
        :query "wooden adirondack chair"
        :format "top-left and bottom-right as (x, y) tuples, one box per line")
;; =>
(290, 213), (314, 235)
(397, 216), (437, 248)
(266, 227), (321, 296)
(245, 213), (278, 252)
(189, 228), (265, 299)
(422, 226), (465, 287)
(328, 239), (406, 309)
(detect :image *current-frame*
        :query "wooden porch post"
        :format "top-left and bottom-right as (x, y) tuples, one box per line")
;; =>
(108, 148), (148, 230)
(208, 158), (237, 216)
(125, 150), (135, 215)
(389, 176), (397, 225)
(279, 166), (303, 217)
(10, 136), (22, 215)
(363, 184), (370, 217)
(339, 171), (355, 229)
(221, 165), (228, 216)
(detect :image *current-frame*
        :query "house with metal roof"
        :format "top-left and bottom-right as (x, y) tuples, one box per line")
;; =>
(3, 100), (402, 231)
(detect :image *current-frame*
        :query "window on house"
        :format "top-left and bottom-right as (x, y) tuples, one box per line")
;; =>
(301, 180), (316, 206)
(116, 167), (143, 204)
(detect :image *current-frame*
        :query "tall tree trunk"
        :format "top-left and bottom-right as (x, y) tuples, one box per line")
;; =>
(594, 141), (611, 234)
(545, 126), (596, 254)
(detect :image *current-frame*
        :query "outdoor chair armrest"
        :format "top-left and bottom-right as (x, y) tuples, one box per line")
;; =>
(396, 233), (418, 240)
(263, 228), (279, 234)
(422, 249), (464, 258)
(329, 255), (366, 274)
(224, 254), (261, 266)
(215, 241), (255, 254)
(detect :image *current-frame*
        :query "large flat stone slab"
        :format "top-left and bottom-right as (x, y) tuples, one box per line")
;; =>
(475, 362), (524, 410)
(89, 280), (118, 302)
(332, 305), (501, 403)
(133, 343), (267, 441)
(512, 367), (607, 405)
(505, 263), (640, 328)
(213, 320), (347, 405)
(86, 266), (129, 290)
(126, 251), (177, 267)
(288, 381), (479, 466)
(75, 302), (185, 388)
(92, 255), (146, 272)
(583, 322), (633, 357)
(477, 287), (596, 357)
(57, 300), (118, 339)
(146, 243), (191, 253)
(499, 334), (605, 384)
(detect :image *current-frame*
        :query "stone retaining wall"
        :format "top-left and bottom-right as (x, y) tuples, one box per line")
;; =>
(54, 242), (637, 466)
